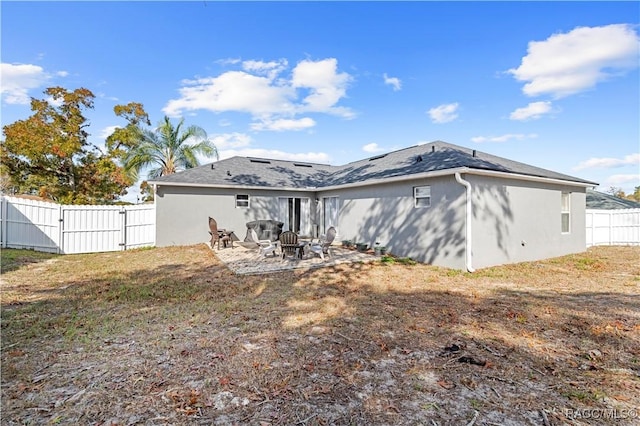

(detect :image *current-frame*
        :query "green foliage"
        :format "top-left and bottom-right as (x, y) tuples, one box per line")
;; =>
(380, 255), (416, 265)
(121, 116), (218, 180)
(1, 87), (133, 203)
(607, 185), (640, 203)
(0, 248), (59, 273)
(105, 102), (150, 158)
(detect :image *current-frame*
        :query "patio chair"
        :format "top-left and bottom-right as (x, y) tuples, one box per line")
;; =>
(309, 226), (336, 260)
(250, 228), (278, 257)
(209, 217), (233, 250)
(279, 231), (300, 260)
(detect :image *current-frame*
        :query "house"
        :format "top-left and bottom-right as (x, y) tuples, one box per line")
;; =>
(149, 141), (596, 271)
(586, 189), (640, 210)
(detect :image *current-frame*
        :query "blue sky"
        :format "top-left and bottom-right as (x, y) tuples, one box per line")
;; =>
(2, 1), (639, 202)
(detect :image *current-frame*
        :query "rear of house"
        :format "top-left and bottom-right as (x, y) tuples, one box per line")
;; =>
(150, 141), (595, 271)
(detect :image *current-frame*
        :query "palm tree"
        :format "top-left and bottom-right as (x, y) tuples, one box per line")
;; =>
(123, 116), (217, 180)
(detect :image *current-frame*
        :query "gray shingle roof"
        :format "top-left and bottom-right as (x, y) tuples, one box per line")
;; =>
(586, 189), (640, 209)
(150, 141), (597, 188)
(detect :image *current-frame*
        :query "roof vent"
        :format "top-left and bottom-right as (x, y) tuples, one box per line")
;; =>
(431, 145), (435, 153)
(416, 155), (423, 163)
(211, 164), (215, 170)
(293, 163), (312, 168)
(368, 154), (387, 161)
(249, 158), (271, 164)
(472, 150), (477, 158)
(226, 171), (231, 176)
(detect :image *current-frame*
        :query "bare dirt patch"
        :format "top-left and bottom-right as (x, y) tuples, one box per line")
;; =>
(1, 245), (639, 425)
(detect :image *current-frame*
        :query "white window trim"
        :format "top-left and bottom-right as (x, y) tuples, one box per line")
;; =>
(414, 185), (431, 208)
(235, 194), (250, 208)
(561, 192), (570, 234)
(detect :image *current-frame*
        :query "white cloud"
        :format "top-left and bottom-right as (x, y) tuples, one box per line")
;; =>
(242, 59), (288, 78)
(428, 102), (459, 123)
(508, 24), (640, 98)
(362, 143), (386, 153)
(45, 95), (64, 107)
(163, 57), (354, 125)
(574, 153), (640, 170)
(471, 133), (538, 143)
(292, 58), (353, 116)
(163, 71), (295, 117)
(206, 132), (330, 164)
(99, 125), (120, 140)
(605, 174), (640, 185)
(509, 101), (553, 121)
(1, 63), (50, 104)
(218, 148), (330, 164)
(56, 70), (69, 77)
(251, 117), (316, 132)
(216, 58), (241, 66)
(383, 73), (402, 91)
(209, 132), (253, 149)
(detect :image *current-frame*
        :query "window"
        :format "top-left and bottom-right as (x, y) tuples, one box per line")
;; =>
(561, 192), (570, 233)
(235, 194), (249, 208)
(414, 186), (431, 208)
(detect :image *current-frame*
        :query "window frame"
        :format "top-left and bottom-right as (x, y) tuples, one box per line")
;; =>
(414, 185), (431, 208)
(561, 192), (570, 234)
(235, 194), (250, 209)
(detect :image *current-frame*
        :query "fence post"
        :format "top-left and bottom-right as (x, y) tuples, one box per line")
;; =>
(1, 196), (6, 249)
(58, 204), (64, 254)
(120, 207), (127, 251)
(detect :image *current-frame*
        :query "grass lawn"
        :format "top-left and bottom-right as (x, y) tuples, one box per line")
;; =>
(1, 245), (639, 425)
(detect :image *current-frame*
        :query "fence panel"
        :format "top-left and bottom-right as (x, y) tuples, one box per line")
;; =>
(1, 196), (155, 254)
(0, 197), (61, 253)
(586, 209), (640, 247)
(123, 204), (156, 249)
(61, 205), (124, 254)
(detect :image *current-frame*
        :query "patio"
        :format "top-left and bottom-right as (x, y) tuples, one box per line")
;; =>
(210, 242), (378, 275)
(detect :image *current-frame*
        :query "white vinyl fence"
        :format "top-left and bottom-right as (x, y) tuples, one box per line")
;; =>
(0, 196), (155, 254)
(586, 208), (640, 247)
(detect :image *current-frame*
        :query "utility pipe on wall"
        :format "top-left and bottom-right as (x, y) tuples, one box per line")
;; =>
(455, 172), (476, 273)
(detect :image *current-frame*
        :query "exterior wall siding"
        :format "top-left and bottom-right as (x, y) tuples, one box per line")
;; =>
(154, 186), (318, 246)
(467, 175), (587, 269)
(154, 174), (589, 271)
(320, 175), (467, 270)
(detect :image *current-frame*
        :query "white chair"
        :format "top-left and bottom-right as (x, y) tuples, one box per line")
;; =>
(250, 228), (278, 257)
(309, 227), (336, 260)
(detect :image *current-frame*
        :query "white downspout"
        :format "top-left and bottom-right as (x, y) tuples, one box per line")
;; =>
(455, 172), (475, 273)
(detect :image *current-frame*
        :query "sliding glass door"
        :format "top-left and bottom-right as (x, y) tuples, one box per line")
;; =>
(278, 197), (311, 235)
(322, 196), (339, 235)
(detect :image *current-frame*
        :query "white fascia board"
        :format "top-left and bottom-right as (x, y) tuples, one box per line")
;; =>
(464, 169), (597, 188)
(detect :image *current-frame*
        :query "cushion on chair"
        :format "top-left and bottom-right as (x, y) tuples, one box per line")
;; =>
(244, 220), (284, 242)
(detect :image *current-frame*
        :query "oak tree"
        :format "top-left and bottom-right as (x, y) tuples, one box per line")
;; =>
(1, 87), (132, 204)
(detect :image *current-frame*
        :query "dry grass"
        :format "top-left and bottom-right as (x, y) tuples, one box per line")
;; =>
(1, 245), (639, 425)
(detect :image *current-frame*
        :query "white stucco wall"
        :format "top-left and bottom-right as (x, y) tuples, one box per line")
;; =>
(154, 186), (317, 247)
(320, 175), (468, 270)
(467, 175), (587, 269)
(154, 174), (589, 271)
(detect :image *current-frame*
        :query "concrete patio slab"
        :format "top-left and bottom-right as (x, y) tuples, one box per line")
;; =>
(209, 242), (378, 275)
